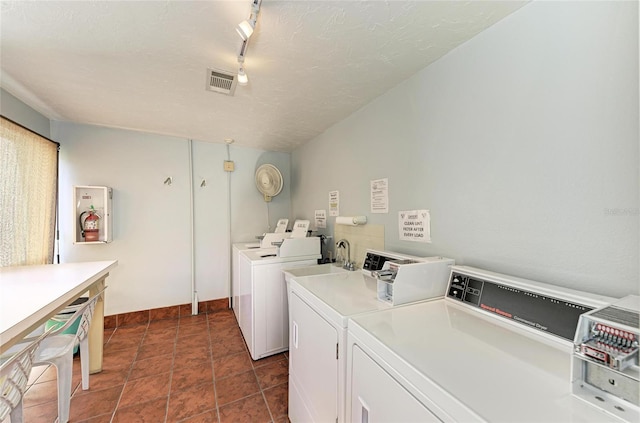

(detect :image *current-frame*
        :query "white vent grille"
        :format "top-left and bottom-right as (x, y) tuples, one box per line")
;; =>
(206, 68), (237, 96)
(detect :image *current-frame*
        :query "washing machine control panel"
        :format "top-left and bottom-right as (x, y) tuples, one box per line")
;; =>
(363, 252), (396, 271)
(447, 271), (592, 341)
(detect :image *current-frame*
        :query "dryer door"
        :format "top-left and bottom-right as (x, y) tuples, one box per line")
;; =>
(350, 345), (440, 422)
(289, 291), (339, 423)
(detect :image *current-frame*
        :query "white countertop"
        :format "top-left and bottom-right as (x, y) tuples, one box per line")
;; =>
(0, 260), (117, 351)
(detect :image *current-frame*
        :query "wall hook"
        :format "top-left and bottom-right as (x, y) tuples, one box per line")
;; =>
(164, 177), (172, 186)
(200, 179), (206, 188)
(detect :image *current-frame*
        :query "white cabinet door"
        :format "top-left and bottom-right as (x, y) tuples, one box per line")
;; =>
(350, 345), (441, 423)
(289, 291), (339, 423)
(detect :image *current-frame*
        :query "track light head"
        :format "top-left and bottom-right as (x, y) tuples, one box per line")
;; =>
(236, 20), (255, 41)
(234, 0), (262, 88)
(237, 66), (248, 86)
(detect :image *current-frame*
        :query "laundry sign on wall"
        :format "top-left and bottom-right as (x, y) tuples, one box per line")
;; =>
(370, 178), (388, 213)
(315, 210), (327, 229)
(329, 191), (339, 216)
(399, 210), (431, 243)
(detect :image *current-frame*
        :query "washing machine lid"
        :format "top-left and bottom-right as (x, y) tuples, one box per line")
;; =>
(290, 272), (392, 327)
(348, 300), (616, 422)
(232, 241), (262, 250)
(282, 263), (348, 283)
(240, 248), (320, 264)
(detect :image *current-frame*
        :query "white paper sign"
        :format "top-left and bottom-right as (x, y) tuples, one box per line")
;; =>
(329, 191), (339, 217)
(315, 210), (327, 229)
(370, 178), (388, 214)
(399, 210), (431, 243)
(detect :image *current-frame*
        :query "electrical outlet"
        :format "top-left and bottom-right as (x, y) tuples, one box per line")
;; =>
(223, 160), (235, 172)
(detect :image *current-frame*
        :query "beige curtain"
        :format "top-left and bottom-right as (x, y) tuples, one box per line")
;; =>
(0, 116), (58, 267)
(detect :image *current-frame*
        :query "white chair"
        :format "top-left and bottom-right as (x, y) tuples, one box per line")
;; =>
(11, 289), (105, 423)
(0, 329), (52, 423)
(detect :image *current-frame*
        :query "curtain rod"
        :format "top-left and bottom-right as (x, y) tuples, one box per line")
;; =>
(1, 115), (60, 147)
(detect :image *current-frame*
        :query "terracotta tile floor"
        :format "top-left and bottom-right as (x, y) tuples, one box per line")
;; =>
(21, 309), (290, 422)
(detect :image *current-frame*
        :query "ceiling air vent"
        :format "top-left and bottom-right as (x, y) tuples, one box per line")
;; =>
(206, 68), (237, 96)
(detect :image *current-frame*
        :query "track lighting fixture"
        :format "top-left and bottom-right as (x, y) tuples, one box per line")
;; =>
(235, 0), (262, 87)
(236, 19), (255, 41)
(238, 39), (248, 60)
(237, 66), (248, 86)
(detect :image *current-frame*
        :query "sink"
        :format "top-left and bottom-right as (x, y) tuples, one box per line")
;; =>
(283, 263), (348, 282)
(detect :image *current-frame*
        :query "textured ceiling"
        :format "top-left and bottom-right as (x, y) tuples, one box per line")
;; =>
(1, 1), (527, 152)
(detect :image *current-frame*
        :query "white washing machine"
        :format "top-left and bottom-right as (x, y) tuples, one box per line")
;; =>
(232, 241), (261, 323)
(231, 218), (291, 324)
(346, 265), (622, 422)
(238, 239), (320, 360)
(288, 250), (455, 423)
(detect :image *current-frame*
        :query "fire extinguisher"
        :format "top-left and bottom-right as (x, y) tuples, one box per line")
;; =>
(79, 205), (101, 242)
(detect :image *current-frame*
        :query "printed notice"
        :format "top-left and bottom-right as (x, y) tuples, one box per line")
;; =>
(315, 210), (327, 229)
(371, 178), (388, 214)
(399, 210), (431, 243)
(329, 191), (339, 217)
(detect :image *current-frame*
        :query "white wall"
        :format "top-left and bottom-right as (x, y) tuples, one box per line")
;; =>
(53, 122), (291, 315)
(1, 88), (50, 138)
(291, 1), (639, 298)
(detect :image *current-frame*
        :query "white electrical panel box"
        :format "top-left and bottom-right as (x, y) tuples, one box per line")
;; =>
(73, 185), (113, 244)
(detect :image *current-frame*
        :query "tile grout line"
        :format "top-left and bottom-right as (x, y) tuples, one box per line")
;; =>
(207, 314), (222, 423)
(107, 321), (149, 423)
(256, 362), (269, 421)
(162, 320), (178, 423)
(171, 311), (218, 422)
(49, 309), (287, 422)
(253, 353), (289, 422)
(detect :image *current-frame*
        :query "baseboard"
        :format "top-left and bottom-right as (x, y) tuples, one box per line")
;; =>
(104, 298), (229, 329)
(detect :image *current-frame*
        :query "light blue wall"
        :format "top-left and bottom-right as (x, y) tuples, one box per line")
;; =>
(227, 146), (292, 243)
(1, 90), (292, 315)
(3, 0), (637, 311)
(0, 88), (50, 138)
(52, 122), (291, 315)
(291, 1), (639, 298)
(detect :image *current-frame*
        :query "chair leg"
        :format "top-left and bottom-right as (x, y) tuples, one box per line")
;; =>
(51, 352), (73, 423)
(79, 338), (90, 390)
(9, 398), (23, 423)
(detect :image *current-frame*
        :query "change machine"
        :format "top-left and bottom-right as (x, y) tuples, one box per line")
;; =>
(73, 185), (113, 244)
(572, 295), (639, 422)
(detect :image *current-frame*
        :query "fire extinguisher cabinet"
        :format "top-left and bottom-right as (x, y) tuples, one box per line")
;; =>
(73, 185), (113, 244)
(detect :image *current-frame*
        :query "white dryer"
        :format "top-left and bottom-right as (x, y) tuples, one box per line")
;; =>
(346, 265), (622, 422)
(238, 239), (320, 360)
(288, 250), (454, 423)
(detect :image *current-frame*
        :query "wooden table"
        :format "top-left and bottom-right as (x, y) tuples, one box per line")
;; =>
(0, 260), (118, 373)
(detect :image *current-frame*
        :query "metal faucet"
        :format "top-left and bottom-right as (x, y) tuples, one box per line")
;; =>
(336, 239), (354, 271)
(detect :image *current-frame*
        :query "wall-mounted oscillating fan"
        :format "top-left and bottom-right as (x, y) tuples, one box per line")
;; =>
(255, 164), (283, 202)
